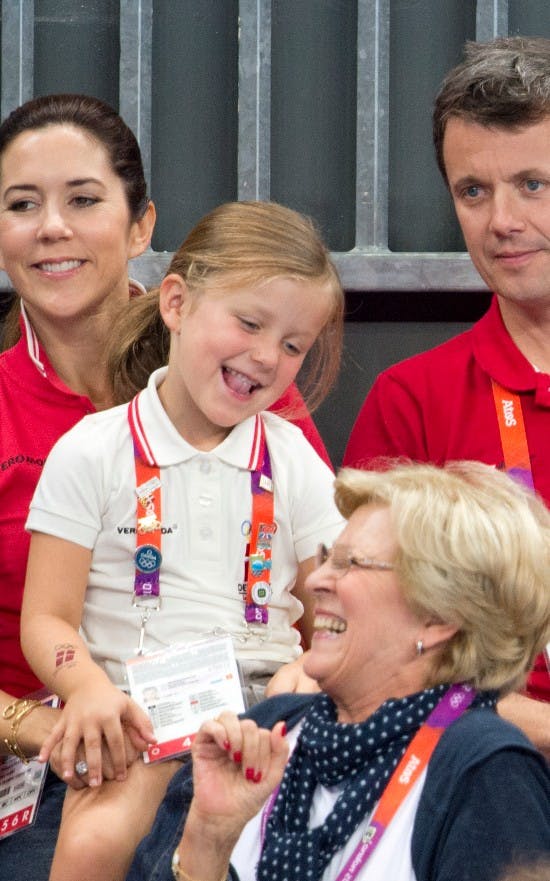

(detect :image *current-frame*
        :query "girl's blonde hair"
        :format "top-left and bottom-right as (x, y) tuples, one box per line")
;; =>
(334, 460), (550, 695)
(109, 201), (344, 411)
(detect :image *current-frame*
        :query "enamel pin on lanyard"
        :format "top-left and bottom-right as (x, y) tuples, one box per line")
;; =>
(128, 395), (163, 654)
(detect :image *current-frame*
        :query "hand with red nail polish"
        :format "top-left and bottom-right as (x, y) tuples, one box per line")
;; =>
(183, 714), (289, 849)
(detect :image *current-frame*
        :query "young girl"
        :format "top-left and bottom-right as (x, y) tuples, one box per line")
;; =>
(20, 200), (345, 881)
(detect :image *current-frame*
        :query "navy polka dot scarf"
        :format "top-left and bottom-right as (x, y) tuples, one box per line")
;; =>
(257, 686), (496, 881)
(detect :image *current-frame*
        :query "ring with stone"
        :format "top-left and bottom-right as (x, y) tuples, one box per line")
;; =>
(75, 760), (88, 776)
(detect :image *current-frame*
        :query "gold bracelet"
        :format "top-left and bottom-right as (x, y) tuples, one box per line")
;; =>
(2, 698), (43, 764)
(171, 848), (227, 881)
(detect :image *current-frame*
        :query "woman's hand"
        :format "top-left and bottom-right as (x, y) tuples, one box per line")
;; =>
(38, 679), (155, 787)
(49, 727), (144, 790)
(175, 713), (289, 881)
(265, 653), (320, 697)
(4, 701), (62, 761)
(188, 712), (289, 843)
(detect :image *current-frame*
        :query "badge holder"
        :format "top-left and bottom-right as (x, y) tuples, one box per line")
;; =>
(126, 635), (245, 762)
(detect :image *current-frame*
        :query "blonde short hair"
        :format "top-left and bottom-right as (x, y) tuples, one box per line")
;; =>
(334, 461), (550, 695)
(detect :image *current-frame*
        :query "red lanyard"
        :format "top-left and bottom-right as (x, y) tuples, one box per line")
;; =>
(127, 395), (275, 644)
(128, 395), (163, 605)
(491, 380), (535, 491)
(261, 684), (476, 880)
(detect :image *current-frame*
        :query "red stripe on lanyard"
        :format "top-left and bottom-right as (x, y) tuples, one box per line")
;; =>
(129, 393), (157, 467)
(248, 414), (264, 470)
(128, 396), (162, 604)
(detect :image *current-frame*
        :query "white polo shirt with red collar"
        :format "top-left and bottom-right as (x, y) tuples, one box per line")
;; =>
(27, 367), (344, 688)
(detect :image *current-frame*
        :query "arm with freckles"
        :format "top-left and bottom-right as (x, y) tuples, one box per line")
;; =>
(20, 532), (154, 787)
(174, 713), (288, 881)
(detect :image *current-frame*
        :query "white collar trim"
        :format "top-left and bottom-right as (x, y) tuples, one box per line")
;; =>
(19, 277), (146, 380)
(20, 301), (47, 378)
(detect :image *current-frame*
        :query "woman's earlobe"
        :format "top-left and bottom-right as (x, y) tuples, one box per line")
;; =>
(128, 201), (157, 258)
(422, 620), (460, 652)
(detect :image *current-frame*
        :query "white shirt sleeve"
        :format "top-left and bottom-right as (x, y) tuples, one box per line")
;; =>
(26, 410), (125, 549)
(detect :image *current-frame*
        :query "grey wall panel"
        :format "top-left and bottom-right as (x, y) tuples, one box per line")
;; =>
(509, 0), (550, 35)
(150, 0), (239, 251)
(388, 1), (475, 253)
(270, 0), (358, 250)
(34, 0), (119, 105)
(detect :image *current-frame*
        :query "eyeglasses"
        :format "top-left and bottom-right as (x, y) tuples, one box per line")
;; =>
(316, 542), (394, 578)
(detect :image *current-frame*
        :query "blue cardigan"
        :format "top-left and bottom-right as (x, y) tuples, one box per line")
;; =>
(126, 694), (550, 881)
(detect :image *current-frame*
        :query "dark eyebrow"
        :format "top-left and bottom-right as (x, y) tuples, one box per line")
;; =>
(66, 178), (105, 188)
(2, 184), (39, 198)
(3, 177), (105, 199)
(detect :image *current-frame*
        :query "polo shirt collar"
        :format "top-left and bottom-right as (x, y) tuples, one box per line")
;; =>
(132, 367), (264, 470)
(472, 295), (543, 392)
(21, 301), (48, 379)
(13, 303), (92, 408)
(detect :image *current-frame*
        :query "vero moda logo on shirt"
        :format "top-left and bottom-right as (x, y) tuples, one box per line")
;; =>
(1, 453), (45, 471)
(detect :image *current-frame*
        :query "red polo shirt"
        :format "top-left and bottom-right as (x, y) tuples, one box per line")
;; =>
(0, 332), (95, 696)
(1, 311), (330, 698)
(343, 296), (550, 701)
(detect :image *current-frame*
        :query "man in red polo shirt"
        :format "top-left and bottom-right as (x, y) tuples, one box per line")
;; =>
(344, 37), (550, 755)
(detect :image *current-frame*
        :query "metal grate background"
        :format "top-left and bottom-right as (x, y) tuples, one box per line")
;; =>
(1, 0), (540, 294)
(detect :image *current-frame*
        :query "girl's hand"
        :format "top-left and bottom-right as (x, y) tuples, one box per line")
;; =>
(265, 653), (320, 697)
(49, 728), (144, 790)
(188, 712), (289, 842)
(38, 680), (155, 787)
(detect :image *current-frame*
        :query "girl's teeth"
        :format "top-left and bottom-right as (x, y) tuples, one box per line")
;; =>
(224, 367), (256, 395)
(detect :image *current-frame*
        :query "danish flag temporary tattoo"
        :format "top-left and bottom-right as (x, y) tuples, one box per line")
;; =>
(55, 644), (76, 669)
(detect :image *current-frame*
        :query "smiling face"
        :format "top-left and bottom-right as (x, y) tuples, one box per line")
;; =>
(0, 124), (152, 329)
(303, 505), (430, 722)
(443, 115), (550, 317)
(158, 274), (333, 449)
